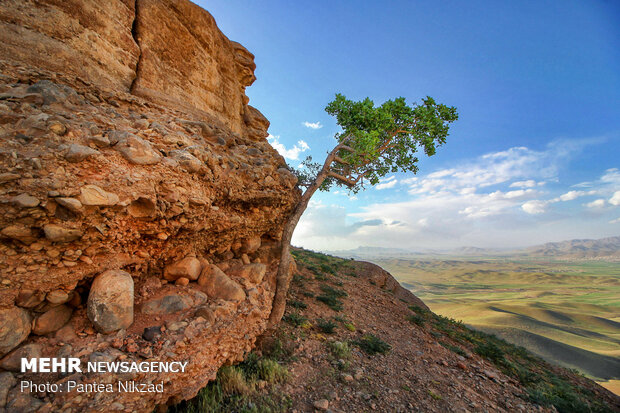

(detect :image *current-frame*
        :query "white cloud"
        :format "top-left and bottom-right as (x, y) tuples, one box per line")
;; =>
(510, 180), (537, 188)
(521, 200), (547, 214)
(610, 191), (620, 206)
(405, 141), (584, 196)
(303, 121), (323, 130)
(585, 199), (606, 208)
(610, 217), (620, 224)
(601, 168), (620, 185)
(292, 138), (618, 251)
(267, 134), (310, 160)
(559, 190), (584, 201)
(376, 176), (397, 190)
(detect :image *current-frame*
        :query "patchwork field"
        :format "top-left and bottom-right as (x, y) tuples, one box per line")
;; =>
(371, 257), (620, 393)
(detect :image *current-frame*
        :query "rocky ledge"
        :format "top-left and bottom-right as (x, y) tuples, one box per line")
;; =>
(0, 0), (299, 411)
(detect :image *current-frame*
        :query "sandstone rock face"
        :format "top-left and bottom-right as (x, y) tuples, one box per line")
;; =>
(0, 0), (298, 411)
(0, 0), (139, 91)
(87, 270), (134, 333)
(131, 0), (265, 137)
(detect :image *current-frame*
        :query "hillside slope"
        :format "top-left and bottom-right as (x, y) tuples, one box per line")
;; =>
(173, 250), (620, 413)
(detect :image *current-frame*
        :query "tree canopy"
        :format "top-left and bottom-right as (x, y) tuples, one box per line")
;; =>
(295, 94), (458, 193)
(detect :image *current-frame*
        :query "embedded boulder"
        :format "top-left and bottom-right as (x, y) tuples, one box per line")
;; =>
(198, 265), (246, 301)
(164, 257), (202, 281)
(32, 305), (72, 335)
(231, 263), (267, 284)
(0, 308), (31, 357)
(87, 270), (134, 333)
(114, 134), (162, 165)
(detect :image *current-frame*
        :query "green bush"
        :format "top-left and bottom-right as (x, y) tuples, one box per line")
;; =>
(289, 300), (307, 309)
(218, 366), (252, 395)
(317, 319), (337, 334)
(328, 341), (351, 359)
(257, 359), (288, 384)
(354, 334), (391, 355)
(283, 312), (307, 327)
(407, 313), (425, 326)
(320, 284), (347, 297)
(316, 294), (343, 311)
(474, 341), (504, 363)
(344, 322), (356, 332)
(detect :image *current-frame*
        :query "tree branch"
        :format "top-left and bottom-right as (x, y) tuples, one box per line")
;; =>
(334, 156), (349, 165)
(327, 170), (356, 187)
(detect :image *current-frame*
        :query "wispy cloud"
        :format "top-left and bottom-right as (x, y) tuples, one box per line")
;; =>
(510, 180), (538, 188)
(267, 134), (310, 160)
(293, 138), (619, 250)
(376, 176), (397, 190)
(586, 199), (606, 208)
(303, 121), (323, 130)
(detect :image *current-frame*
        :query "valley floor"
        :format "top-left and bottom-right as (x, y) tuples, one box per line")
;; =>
(374, 257), (620, 394)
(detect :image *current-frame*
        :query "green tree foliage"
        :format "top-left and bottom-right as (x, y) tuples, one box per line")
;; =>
(295, 94), (458, 193)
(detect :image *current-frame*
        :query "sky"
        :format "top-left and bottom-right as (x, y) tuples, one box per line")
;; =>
(199, 0), (620, 251)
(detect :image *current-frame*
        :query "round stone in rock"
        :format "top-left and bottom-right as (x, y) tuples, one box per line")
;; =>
(0, 343), (42, 371)
(80, 184), (119, 206)
(15, 289), (46, 308)
(141, 294), (192, 315)
(198, 265), (246, 301)
(115, 134), (161, 165)
(142, 326), (162, 342)
(49, 122), (67, 135)
(234, 263), (266, 284)
(175, 277), (189, 286)
(164, 257), (202, 281)
(241, 236), (261, 254)
(313, 399), (329, 411)
(0, 307), (31, 357)
(6, 392), (43, 412)
(0, 225), (38, 245)
(46, 289), (70, 304)
(0, 372), (16, 408)
(56, 197), (82, 212)
(194, 306), (215, 324)
(43, 224), (82, 243)
(87, 270), (134, 333)
(32, 305), (72, 335)
(12, 193), (39, 208)
(64, 144), (99, 163)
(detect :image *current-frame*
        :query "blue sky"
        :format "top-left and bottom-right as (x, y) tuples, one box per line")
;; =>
(199, 0), (620, 250)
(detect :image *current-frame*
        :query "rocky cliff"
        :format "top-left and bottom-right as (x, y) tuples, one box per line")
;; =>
(0, 1), (299, 411)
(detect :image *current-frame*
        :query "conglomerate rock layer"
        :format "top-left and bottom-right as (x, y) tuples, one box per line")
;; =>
(0, 0), (299, 411)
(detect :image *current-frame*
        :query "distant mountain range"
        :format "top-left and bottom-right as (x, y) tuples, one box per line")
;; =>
(325, 235), (620, 260)
(522, 236), (620, 259)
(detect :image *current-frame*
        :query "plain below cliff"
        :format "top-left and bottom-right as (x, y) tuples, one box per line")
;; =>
(170, 249), (620, 413)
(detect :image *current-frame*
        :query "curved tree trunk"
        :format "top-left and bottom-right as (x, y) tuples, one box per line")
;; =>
(266, 144), (343, 331)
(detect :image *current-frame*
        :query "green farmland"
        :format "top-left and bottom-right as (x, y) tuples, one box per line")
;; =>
(374, 257), (620, 394)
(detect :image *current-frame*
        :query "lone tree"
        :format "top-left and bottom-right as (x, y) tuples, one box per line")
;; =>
(267, 93), (458, 329)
